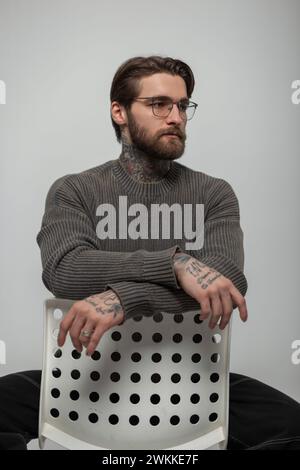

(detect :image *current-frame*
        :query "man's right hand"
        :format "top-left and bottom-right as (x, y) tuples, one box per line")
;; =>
(173, 252), (248, 330)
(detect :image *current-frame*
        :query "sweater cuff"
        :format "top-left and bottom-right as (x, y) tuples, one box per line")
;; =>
(104, 281), (153, 321)
(141, 245), (182, 290)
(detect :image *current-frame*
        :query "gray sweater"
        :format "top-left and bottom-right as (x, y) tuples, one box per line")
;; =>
(36, 158), (247, 320)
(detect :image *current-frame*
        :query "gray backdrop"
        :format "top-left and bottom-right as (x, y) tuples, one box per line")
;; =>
(0, 0), (299, 416)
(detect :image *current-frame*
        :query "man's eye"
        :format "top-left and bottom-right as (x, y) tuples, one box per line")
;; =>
(153, 101), (167, 107)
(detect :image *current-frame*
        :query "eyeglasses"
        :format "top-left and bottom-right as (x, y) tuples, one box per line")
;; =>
(133, 96), (198, 121)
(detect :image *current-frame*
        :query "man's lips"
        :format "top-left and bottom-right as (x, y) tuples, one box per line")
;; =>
(162, 133), (181, 139)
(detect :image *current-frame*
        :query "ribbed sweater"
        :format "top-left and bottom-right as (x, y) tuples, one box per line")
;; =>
(36, 158), (248, 320)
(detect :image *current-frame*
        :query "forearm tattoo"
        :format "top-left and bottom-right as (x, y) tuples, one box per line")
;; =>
(84, 291), (124, 319)
(173, 252), (222, 289)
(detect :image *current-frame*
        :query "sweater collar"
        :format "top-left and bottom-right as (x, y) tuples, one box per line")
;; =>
(112, 158), (180, 198)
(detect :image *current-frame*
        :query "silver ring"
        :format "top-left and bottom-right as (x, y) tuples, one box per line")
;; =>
(81, 330), (92, 338)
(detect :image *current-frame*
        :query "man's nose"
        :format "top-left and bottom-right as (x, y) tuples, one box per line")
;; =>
(165, 103), (185, 124)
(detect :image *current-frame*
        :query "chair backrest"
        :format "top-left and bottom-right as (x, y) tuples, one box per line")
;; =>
(39, 298), (231, 450)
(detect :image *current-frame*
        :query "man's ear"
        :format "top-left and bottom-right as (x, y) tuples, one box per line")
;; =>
(111, 101), (128, 126)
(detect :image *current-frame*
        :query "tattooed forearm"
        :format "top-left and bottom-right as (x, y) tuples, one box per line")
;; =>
(173, 252), (222, 289)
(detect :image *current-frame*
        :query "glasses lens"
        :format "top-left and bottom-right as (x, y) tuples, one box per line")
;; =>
(152, 99), (196, 120)
(185, 103), (196, 121)
(152, 100), (172, 117)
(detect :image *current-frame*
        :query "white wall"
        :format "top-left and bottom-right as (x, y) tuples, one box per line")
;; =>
(0, 0), (299, 406)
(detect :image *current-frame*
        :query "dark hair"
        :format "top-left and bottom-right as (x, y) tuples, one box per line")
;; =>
(110, 55), (195, 143)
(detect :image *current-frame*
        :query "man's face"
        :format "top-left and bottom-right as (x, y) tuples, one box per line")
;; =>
(122, 73), (188, 161)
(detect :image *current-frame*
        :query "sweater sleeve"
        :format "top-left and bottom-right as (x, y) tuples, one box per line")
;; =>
(105, 178), (248, 321)
(36, 175), (181, 299)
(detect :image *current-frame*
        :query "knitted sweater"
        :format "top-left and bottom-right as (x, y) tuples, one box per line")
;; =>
(36, 158), (247, 320)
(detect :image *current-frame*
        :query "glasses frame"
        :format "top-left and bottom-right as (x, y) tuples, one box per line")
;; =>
(133, 96), (198, 121)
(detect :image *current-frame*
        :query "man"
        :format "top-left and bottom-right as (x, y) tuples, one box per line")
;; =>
(0, 55), (299, 450)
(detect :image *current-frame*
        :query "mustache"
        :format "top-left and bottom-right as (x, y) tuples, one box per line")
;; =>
(160, 129), (185, 139)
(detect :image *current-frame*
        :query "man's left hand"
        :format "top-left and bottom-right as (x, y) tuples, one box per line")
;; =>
(57, 290), (125, 356)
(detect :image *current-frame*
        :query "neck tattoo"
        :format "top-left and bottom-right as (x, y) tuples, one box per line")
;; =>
(119, 137), (171, 183)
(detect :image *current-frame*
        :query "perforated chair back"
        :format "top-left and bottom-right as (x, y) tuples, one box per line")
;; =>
(39, 298), (231, 450)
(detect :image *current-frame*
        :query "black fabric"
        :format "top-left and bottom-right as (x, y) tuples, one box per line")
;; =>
(0, 370), (299, 450)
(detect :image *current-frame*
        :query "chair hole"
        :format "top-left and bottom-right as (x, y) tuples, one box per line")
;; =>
(50, 408), (59, 418)
(150, 416), (160, 426)
(53, 309), (63, 320)
(171, 373), (181, 383)
(91, 351), (101, 361)
(150, 394), (160, 404)
(52, 368), (61, 378)
(211, 353), (220, 363)
(90, 371), (100, 381)
(172, 333), (182, 343)
(210, 373), (220, 383)
(151, 373), (161, 383)
(193, 334), (202, 343)
(151, 353), (161, 363)
(51, 388), (60, 398)
(152, 333), (162, 343)
(209, 413), (218, 422)
(174, 314), (183, 323)
(209, 393), (219, 403)
(170, 394), (180, 404)
(133, 315), (143, 322)
(153, 313), (163, 322)
(190, 394), (200, 404)
(191, 373), (200, 383)
(172, 353), (182, 363)
(190, 414), (200, 424)
(132, 332), (142, 342)
(212, 334), (221, 344)
(109, 414), (119, 425)
(52, 328), (60, 339)
(129, 415), (139, 426)
(69, 411), (79, 421)
(191, 353), (201, 363)
(89, 413), (98, 423)
(71, 369), (80, 380)
(130, 373), (141, 383)
(70, 390), (80, 401)
(194, 314), (203, 324)
(131, 352), (141, 362)
(170, 415), (180, 425)
(110, 372), (120, 382)
(53, 348), (62, 358)
(89, 392), (99, 403)
(130, 394), (140, 404)
(110, 393), (120, 403)
(111, 331), (121, 341)
(111, 352), (121, 362)
(71, 349), (81, 359)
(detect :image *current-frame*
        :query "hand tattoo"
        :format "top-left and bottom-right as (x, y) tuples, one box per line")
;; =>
(84, 291), (123, 319)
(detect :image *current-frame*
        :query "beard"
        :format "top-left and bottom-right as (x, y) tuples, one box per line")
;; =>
(126, 110), (186, 161)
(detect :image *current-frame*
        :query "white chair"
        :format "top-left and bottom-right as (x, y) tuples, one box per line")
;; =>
(39, 298), (231, 450)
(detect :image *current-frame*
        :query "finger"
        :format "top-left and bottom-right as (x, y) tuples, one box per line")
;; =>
(209, 293), (223, 329)
(57, 306), (77, 347)
(79, 320), (96, 349)
(69, 316), (87, 352)
(86, 325), (104, 357)
(229, 284), (248, 322)
(199, 296), (211, 320)
(219, 289), (233, 330)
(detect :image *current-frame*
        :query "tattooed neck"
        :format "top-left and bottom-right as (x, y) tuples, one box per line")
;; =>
(119, 136), (171, 183)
